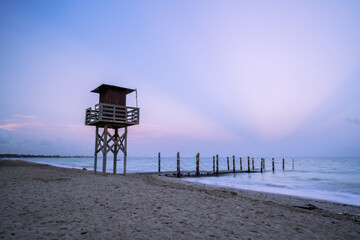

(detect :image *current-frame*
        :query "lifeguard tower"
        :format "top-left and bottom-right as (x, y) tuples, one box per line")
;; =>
(85, 84), (139, 175)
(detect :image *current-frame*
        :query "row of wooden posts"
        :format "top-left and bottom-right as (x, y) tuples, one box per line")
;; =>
(158, 152), (291, 177)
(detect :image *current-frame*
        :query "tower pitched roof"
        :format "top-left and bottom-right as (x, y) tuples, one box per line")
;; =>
(91, 84), (135, 94)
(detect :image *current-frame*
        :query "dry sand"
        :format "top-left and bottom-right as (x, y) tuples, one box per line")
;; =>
(0, 159), (359, 239)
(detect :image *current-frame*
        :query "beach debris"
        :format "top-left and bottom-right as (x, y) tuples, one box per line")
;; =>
(294, 204), (319, 210)
(13, 221), (23, 227)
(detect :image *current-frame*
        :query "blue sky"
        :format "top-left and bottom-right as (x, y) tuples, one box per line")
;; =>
(0, 0), (359, 157)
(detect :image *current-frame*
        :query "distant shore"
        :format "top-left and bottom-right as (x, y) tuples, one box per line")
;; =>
(0, 154), (92, 158)
(1, 159), (359, 239)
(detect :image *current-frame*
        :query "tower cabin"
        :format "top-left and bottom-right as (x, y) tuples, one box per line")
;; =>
(85, 84), (140, 175)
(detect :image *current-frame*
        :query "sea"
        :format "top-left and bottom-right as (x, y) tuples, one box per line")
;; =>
(7, 156), (360, 206)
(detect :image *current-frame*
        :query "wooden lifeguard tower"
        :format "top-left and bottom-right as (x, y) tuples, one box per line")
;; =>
(85, 84), (140, 175)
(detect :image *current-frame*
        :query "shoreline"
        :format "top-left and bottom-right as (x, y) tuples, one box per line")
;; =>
(8, 158), (360, 207)
(1, 159), (359, 239)
(4, 159), (360, 211)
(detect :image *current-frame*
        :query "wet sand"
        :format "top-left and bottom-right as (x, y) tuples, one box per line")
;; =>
(0, 159), (359, 239)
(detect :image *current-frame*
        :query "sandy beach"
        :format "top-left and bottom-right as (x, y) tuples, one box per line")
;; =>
(0, 159), (359, 239)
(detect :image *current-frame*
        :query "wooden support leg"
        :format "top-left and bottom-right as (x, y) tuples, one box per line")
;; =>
(102, 125), (108, 175)
(94, 126), (99, 174)
(113, 128), (118, 174)
(123, 127), (128, 175)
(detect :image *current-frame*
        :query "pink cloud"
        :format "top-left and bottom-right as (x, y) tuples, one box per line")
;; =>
(0, 123), (21, 131)
(13, 114), (37, 119)
(0, 115), (43, 131)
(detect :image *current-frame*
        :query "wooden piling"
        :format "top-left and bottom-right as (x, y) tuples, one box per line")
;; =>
(213, 156), (215, 172)
(247, 156), (250, 172)
(261, 158), (263, 173)
(240, 157), (242, 171)
(292, 158), (294, 170)
(177, 152), (180, 178)
(252, 157), (254, 170)
(196, 153), (200, 176)
(232, 155), (235, 173)
(272, 157), (275, 172)
(282, 158), (285, 170)
(227, 157), (230, 170)
(216, 154), (219, 175)
(158, 152), (161, 175)
(263, 158), (266, 170)
(263, 158), (265, 171)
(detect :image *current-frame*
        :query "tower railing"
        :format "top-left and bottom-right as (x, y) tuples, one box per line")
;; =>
(85, 103), (139, 126)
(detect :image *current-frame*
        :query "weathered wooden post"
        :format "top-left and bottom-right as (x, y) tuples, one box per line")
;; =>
(272, 157), (275, 172)
(263, 158), (265, 172)
(240, 157), (242, 171)
(177, 152), (181, 178)
(292, 158), (294, 170)
(158, 152), (161, 175)
(263, 158), (266, 170)
(233, 155), (235, 173)
(196, 153), (200, 176)
(282, 158), (285, 170)
(252, 157), (254, 170)
(216, 154), (219, 175)
(213, 156), (215, 172)
(261, 158), (263, 173)
(247, 156), (250, 172)
(263, 158), (265, 171)
(227, 157), (230, 171)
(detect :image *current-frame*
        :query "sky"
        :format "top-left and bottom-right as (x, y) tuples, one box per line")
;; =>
(0, 0), (359, 157)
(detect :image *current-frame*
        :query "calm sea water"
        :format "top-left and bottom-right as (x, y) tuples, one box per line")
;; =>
(9, 156), (360, 206)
